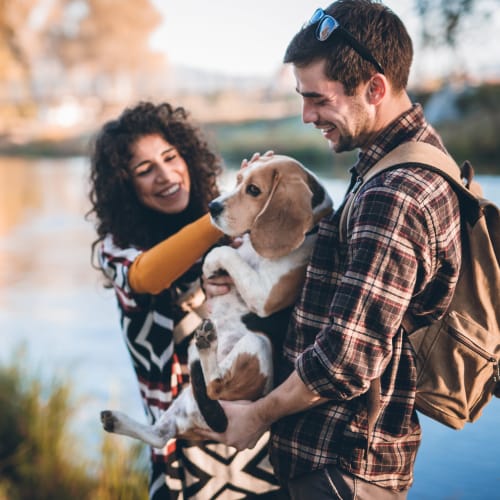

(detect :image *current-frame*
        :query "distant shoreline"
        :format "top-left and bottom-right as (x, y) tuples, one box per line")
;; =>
(1, 114), (498, 176)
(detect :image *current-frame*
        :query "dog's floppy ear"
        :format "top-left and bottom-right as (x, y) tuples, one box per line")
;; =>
(250, 169), (314, 259)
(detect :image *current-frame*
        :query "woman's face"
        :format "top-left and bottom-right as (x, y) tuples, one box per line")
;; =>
(128, 134), (191, 214)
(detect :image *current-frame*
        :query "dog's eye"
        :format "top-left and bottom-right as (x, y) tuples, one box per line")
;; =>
(246, 184), (261, 197)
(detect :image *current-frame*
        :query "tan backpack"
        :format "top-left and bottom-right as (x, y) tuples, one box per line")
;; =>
(340, 141), (500, 430)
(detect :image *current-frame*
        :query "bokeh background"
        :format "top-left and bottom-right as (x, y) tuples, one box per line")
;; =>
(1, 1), (499, 498)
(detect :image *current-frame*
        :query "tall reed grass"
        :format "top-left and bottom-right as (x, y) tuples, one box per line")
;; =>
(0, 350), (148, 500)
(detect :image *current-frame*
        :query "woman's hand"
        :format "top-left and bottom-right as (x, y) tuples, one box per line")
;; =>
(202, 273), (234, 298)
(202, 237), (242, 298)
(241, 150), (274, 169)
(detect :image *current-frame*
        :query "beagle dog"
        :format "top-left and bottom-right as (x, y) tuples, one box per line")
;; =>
(100, 154), (333, 447)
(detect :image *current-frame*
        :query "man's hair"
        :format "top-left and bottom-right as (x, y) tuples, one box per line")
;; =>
(283, 0), (413, 95)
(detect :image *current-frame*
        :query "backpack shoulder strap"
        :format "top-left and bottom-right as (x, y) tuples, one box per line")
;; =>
(339, 141), (464, 242)
(368, 141), (462, 184)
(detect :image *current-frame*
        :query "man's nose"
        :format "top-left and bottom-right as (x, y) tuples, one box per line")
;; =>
(302, 102), (317, 124)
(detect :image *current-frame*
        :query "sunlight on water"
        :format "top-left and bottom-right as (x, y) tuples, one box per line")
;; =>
(0, 156), (499, 496)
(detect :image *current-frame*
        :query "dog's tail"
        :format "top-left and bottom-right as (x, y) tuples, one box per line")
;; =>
(190, 360), (228, 433)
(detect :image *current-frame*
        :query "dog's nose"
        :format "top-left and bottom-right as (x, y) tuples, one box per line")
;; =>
(208, 200), (224, 217)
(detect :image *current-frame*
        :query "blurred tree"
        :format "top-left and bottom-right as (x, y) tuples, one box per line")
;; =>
(415, 0), (500, 46)
(0, 0), (40, 89)
(44, 0), (166, 100)
(52, 0), (162, 75)
(0, 0), (165, 107)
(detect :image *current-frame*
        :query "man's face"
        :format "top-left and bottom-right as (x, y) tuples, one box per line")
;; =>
(293, 59), (375, 153)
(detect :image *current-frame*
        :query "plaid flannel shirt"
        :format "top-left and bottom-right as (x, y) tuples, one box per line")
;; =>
(270, 104), (462, 491)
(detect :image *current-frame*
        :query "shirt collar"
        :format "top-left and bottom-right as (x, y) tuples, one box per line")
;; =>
(351, 103), (428, 179)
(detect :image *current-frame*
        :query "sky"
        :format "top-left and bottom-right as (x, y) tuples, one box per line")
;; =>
(150, 0), (500, 84)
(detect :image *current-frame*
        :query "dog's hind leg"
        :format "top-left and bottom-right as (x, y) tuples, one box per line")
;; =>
(100, 410), (173, 449)
(100, 388), (206, 447)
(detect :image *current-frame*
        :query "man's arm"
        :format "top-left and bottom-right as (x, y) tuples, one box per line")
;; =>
(195, 370), (328, 450)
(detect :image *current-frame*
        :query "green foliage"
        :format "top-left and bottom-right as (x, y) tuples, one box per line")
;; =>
(1, 82), (499, 176)
(0, 354), (94, 499)
(207, 81), (500, 177)
(207, 116), (356, 178)
(0, 351), (148, 499)
(456, 83), (500, 114)
(437, 113), (500, 172)
(435, 83), (500, 173)
(93, 435), (149, 500)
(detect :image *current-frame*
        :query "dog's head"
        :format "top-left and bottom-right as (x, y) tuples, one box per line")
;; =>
(209, 154), (332, 258)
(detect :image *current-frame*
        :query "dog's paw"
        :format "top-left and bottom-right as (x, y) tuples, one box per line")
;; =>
(100, 410), (118, 433)
(203, 246), (233, 277)
(195, 318), (218, 350)
(157, 419), (177, 444)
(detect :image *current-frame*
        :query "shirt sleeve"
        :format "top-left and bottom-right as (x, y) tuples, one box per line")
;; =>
(98, 214), (223, 307)
(128, 213), (223, 294)
(98, 234), (142, 310)
(296, 179), (433, 400)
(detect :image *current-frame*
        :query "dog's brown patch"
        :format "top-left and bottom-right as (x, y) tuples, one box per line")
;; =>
(263, 265), (307, 315)
(206, 353), (267, 401)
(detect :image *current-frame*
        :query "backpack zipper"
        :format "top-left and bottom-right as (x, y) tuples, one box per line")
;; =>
(448, 325), (498, 379)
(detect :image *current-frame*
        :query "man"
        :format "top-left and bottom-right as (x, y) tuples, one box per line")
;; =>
(199, 1), (462, 498)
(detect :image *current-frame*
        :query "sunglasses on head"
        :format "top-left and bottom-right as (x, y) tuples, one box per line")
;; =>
(303, 7), (385, 75)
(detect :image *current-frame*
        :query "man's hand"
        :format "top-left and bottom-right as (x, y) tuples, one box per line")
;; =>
(193, 399), (269, 451)
(241, 150), (274, 169)
(193, 372), (328, 450)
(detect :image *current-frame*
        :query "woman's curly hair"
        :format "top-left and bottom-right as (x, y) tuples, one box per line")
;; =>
(88, 101), (222, 256)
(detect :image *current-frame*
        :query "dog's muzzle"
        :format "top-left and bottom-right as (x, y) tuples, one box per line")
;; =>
(208, 200), (224, 218)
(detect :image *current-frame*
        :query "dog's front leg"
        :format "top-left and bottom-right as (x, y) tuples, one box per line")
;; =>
(194, 318), (222, 384)
(203, 246), (273, 316)
(189, 323), (229, 432)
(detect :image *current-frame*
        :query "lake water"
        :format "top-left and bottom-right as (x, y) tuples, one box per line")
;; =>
(0, 156), (498, 498)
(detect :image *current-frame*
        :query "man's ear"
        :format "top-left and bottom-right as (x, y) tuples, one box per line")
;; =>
(367, 74), (386, 104)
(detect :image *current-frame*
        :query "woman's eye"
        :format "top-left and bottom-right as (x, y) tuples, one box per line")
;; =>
(163, 154), (176, 162)
(246, 184), (261, 197)
(135, 165), (153, 177)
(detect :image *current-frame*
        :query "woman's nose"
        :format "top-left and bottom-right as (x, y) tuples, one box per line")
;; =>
(154, 163), (172, 183)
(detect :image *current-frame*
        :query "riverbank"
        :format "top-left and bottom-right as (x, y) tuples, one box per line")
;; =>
(1, 112), (498, 175)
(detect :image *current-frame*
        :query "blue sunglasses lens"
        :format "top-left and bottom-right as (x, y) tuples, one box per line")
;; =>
(303, 8), (324, 29)
(302, 7), (385, 74)
(316, 16), (339, 41)
(309, 8), (324, 25)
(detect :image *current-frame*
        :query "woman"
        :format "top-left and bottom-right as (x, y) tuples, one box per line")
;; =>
(88, 102), (282, 499)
